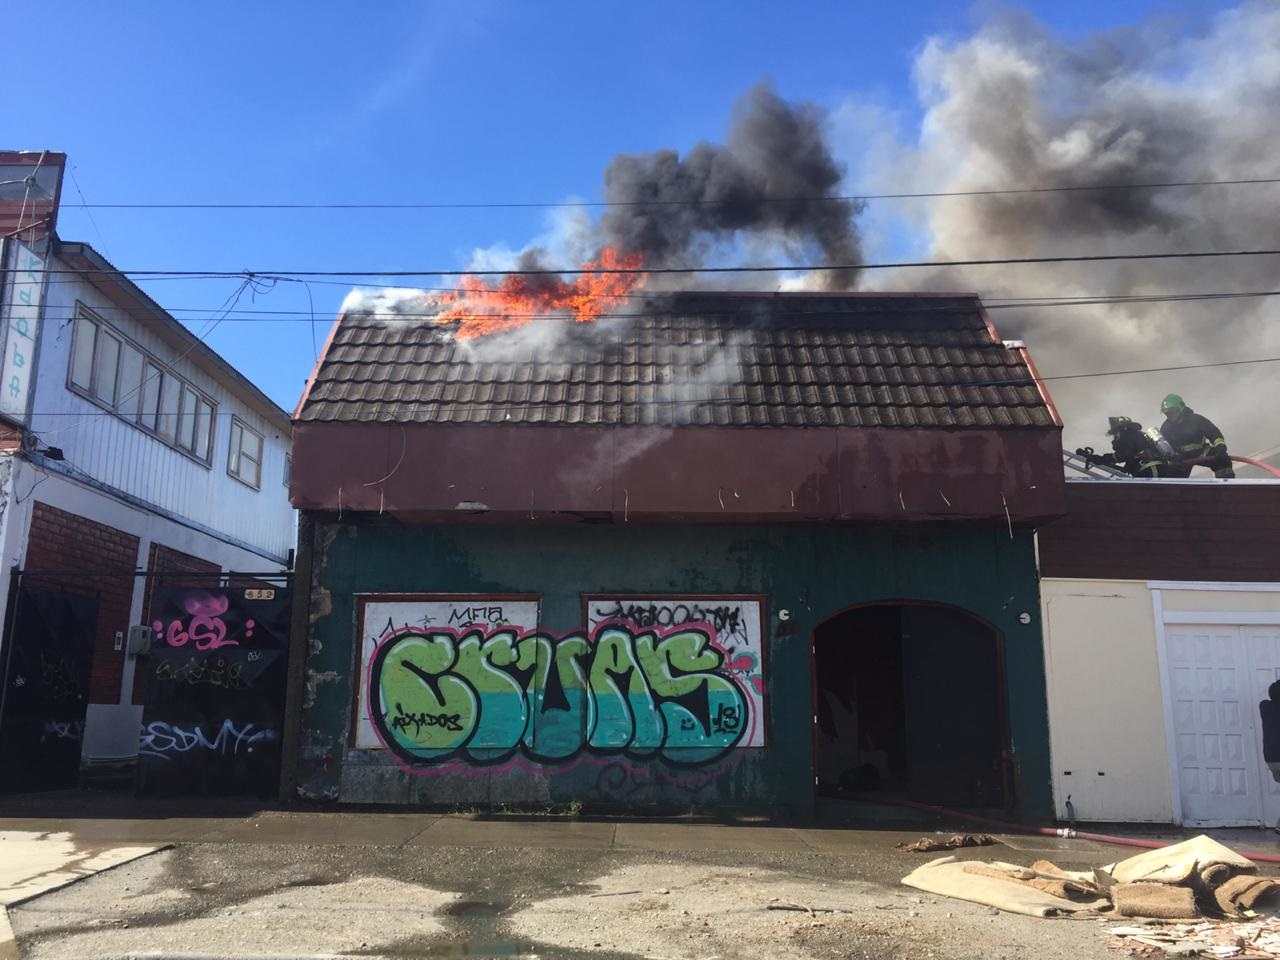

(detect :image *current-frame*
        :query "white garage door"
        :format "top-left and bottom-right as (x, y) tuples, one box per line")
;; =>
(1166, 623), (1280, 826)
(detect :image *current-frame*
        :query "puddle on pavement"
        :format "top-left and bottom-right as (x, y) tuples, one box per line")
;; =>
(368, 897), (631, 960)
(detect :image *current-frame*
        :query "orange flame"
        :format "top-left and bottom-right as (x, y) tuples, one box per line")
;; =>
(435, 247), (646, 339)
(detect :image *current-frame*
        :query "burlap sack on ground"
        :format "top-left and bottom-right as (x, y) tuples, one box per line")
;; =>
(1112, 882), (1199, 919)
(902, 856), (1106, 918)
(1106, 836), (1255, 886)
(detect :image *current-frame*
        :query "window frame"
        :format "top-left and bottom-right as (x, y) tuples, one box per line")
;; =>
(66, 304), (218, 468)
(227, 416), (264, 490)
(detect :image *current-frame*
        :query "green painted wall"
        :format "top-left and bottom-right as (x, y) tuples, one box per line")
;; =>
(295, 521), (1051, 817)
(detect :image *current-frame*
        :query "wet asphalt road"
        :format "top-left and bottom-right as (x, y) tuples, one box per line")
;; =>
(7, 803), (1280, 960)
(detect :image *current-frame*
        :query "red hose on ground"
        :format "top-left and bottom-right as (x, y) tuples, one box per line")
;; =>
(1232, 455), (1280, 478)
(851, 794), (1280, 864)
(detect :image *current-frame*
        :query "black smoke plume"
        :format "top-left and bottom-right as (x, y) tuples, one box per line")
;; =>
(599, 83), (863, 289)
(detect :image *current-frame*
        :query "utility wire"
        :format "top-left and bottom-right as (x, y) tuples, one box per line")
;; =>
(23, 247), (1280, 280)
(60, 175), (1280, 210)
(66, 165), (113, 262)
(30, 288), (1280, 324)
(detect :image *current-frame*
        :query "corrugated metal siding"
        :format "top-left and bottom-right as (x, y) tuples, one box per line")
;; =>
(30, 257), (294, 559)
(294, 521), (1053, 816)
(1037, 482), (1280, 582)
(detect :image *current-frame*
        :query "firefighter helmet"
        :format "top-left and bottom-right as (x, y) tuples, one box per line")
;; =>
(1161, 393), (1186, 414)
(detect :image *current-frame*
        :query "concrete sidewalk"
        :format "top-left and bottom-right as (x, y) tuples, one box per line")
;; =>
(0, 809), (1142, 861)
(4, 803), (1280, 862)
(7, 804), (1280, 960)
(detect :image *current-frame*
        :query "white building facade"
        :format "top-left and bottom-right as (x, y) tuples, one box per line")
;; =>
(0, 152), (294, 781)
(1038, 478), (1280, 827)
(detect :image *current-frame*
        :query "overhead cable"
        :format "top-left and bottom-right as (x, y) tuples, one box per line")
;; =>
(24, 247), (1280, 281)
(61, 175), (1280, 210)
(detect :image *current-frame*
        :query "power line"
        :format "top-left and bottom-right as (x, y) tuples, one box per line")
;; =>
(24, 247), (1280, 280)
(1040, 355), (1280, 383)
(59, 176), (1280, 210)
(31, 289), (1280, 324)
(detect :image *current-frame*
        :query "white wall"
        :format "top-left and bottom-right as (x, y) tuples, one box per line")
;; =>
(1043, 578), (1280, 824)
(0, 459), (288, 762)
(31, 256), (293, 562)
(1042, 578), (1174, 822)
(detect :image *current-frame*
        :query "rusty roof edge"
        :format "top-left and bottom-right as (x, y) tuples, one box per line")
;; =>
(0, 150), (66, 238)
(975, 299), (1063, 430)
(1004, 340), (1062, 429)
(293, 310), (345, 421)
(54, 240), (291, 427)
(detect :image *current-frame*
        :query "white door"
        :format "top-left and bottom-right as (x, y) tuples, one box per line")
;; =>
(1166, 625), (1262, 826)
(1244, 625), (1280, 827)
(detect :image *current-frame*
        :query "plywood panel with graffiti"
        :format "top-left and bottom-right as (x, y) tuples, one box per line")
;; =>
(355, 593), (764, 771)
(586, 595), (765, 747)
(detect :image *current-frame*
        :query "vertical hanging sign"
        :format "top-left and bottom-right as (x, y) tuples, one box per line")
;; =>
(0, 239), (46, 422)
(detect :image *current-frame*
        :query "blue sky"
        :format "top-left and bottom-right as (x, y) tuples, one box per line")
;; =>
(3, 0), (1235, 414)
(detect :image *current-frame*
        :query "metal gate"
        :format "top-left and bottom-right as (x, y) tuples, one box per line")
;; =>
(0, 577), (97, 793)
(136, 574), (292, 798)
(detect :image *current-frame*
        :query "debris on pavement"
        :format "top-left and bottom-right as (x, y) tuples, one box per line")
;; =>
(902, 856), (1107, 917)
(897, 834), (999, 853)
(901, 834), (1280, 935)
(1107, 916), (1280, 957)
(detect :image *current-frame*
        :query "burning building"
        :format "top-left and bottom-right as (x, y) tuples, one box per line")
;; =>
(284, 285), (1066, 816)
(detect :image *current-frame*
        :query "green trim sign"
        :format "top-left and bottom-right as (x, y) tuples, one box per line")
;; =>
(0, 240), (46, 421)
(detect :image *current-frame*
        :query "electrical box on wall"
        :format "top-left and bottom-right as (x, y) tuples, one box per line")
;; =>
(126, 624), (153, 657)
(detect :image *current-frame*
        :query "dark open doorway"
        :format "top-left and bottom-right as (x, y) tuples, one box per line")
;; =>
(813, 603), (1007, 808)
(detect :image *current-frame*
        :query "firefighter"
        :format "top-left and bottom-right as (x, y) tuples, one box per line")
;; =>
(1158, 393), (1235, 479)
(1106, 416), (1168, 478)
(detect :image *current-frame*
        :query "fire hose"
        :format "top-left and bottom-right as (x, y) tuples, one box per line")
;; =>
(850, 794), (1280, 864)
(1232, 455), (1280, 478)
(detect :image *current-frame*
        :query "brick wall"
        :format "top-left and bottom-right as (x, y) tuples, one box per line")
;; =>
(0, 420), (23, 453)
(132, 543), (221, 704)
(24, 502), (141, 704)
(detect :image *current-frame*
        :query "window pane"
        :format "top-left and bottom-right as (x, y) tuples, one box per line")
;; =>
(71, 316), (96, 389)
(158, 374), (180, 441)
(242, 425), (262, 463)
(140, 364), (162, 429)
(229, 422), (242, 475)
(195, 401), (212, 460)
(177, 386), (197, 451)
(283, 453), (291, 486)
(94, 333), (121, 404)
(117, 346), (144, 418)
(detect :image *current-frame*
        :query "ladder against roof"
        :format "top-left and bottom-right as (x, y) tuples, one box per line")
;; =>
(1062, 449), (1130, 480)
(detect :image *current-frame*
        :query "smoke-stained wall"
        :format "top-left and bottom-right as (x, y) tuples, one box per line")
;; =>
(289, 521), (1050, 816)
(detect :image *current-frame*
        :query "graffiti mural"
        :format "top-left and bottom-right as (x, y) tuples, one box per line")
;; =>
(587, 596), (765, 746)
(137, 582), (291, 797)
(353, 596), (540, 748)
(367, 623), (752, 771)
(139, 719), (279, 760)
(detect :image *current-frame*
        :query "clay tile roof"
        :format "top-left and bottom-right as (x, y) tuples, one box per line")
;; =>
(296, 291), (1057, 429)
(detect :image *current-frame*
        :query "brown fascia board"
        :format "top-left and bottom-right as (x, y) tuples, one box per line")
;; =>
(54, 240), (291, 428)
(290, 420), (1067, 524)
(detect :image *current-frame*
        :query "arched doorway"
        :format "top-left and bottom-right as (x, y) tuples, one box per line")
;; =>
(813, 602), (1008, 808)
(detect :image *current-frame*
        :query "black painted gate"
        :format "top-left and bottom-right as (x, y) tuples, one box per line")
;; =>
(0, 581), (97, 793)
(136, 577), (292, 798)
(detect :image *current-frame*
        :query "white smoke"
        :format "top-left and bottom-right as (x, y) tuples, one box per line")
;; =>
(855, 2), (1280, 463)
